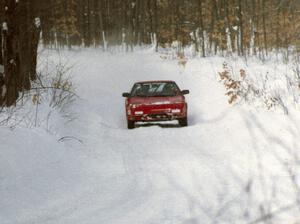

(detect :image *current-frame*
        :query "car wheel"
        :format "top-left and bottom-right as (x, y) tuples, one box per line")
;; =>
(178, 117), (188, 127)
(127, 120), (135, 129)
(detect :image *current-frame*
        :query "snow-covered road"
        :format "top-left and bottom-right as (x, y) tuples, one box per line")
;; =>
(1, 49), (300, 223)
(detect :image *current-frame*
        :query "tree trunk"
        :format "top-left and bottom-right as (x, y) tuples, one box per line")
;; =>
(198, 0), (206, 57)
(238, 0), (244, 55)
(262, 0), (268, 57)
(1, 0), (41, 107)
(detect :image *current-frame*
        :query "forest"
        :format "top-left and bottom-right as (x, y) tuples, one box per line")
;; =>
(39, 0), (300, 53)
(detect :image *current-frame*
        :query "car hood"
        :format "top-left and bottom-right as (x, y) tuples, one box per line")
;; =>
(128, 95), (185, 105)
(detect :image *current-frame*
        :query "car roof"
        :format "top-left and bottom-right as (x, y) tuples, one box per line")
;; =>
(135, 80), (175, 84)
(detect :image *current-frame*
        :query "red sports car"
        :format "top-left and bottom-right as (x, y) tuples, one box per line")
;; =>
(122, 80), (189, 129)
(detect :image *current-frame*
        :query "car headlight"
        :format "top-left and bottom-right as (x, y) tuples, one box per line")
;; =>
(129, 103), (141, 109)
(171, 109), (181, 113)
(134, 111), (144, 115)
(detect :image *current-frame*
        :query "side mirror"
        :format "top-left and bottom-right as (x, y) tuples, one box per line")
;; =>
(181, 90), (190, 95)
(122, 92), (130, 97)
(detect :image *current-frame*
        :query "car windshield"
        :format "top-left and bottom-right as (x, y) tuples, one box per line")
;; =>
(131, 82), (181, 97)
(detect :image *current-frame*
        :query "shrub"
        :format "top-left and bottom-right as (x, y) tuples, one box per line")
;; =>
(219, 62), (289, 114)
(0, 61), (77, 130)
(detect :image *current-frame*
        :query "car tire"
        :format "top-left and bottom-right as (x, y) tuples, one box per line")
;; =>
(178, 117), (188, 127)
(127, 120), (135, 129)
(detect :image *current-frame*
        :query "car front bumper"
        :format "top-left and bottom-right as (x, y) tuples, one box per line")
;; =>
(126, 105), (187, 122)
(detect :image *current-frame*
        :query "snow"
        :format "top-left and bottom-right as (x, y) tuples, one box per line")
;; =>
(1, 48), (300, 223)
(35, 17), (41, 28)
(2, 22), (8, 31)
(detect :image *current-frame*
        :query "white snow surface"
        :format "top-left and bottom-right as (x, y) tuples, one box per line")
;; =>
(1, 49), (300, 223)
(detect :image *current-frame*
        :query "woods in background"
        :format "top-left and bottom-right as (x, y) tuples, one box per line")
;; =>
(39, 0), (300, 56)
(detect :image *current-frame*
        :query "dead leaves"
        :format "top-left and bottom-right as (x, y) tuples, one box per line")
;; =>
(219, 63), (244, 104)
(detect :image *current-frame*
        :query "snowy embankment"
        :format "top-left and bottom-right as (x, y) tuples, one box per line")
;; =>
(1, 48), (300, 223)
